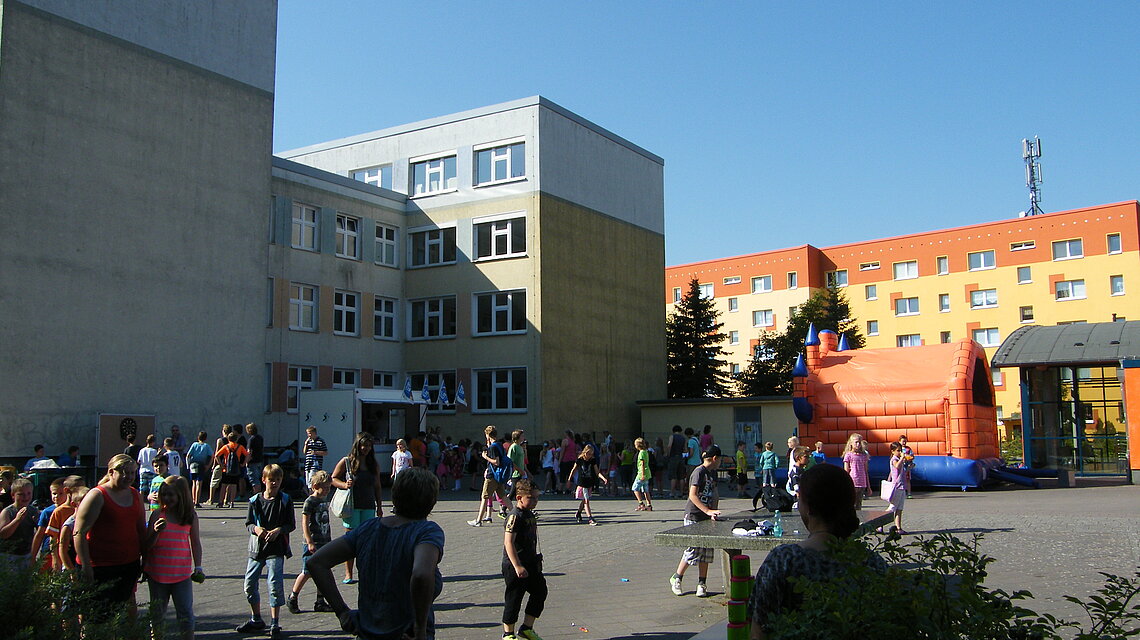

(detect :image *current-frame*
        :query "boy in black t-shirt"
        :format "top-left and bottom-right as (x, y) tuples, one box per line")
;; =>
(239, 464), (295, 638)
(502, 479), (546, 640)
(669, 446), (723, 598)
(288, 470), (333, 614)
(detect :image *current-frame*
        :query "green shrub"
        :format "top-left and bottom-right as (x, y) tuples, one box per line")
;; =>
(0, 566), (149, 640)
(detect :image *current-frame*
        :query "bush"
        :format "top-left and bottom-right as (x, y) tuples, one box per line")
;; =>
(0, 566), (149, 640)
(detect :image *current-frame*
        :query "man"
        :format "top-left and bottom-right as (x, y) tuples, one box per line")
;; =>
(169, 424), (188, 459)
(302, 426), (328, 491)
(58, 446), (81, 467)
(669, 445), (722, 598)
(667, 425), (686, 498)
(24, 444), (51, 471)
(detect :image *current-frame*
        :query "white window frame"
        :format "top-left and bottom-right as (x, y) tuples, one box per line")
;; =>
(373, 371), (397, 389)
(825, 269), (848, 288)
(938, 293), (951, 312)
(473, 213), (526, 261)
(893, 260), (918, 280)
(336, 214), (360, 260)
(896, 334), (922, 347)
(410, 152), (458, 197)
(729, 330), (740, 345)
(699, 283), (714, 299)
(373, 296), (398, 340)
(672, 287), (681, 303)
(1055, 279), (1086, 301)
(970, 289), (998, 309)
(894, 297), (920, 316)
(752, 309), (774, 327)
(992, 370), (1003, 387)
(473, 367), (527, 414)
(1017, 266), (1032, 284)
(409, 296), (457, 339)
(787, 272), (798, 289)
(375, 223), (399, 268)
(940, 331), (952, 344)
(473, 139), (525, 186)
(1107, 233), (1122, 255)
(731, 363), (742, 375)
(751, 275), (773, 294)
(333, 290), (360, 336)
(291, 202), (319, 251)
(728, 297), (739, 312)
(865, 284), (877, 301)
(352, 164), (392, 190)
(1020, 306), (1034, 323)
(473, 289), (527, 336)
(972, 328), (1001, 347)
(1052, 238), (1083, 261)
(409, 225), (457, 268)
(1010, 240), (1035, 251)
(287, 365), (315, 414)
(859, 261), (880, 271)
(867, 320), (879, 336)
(409, 371), (456, 412)
(967, 250), (996, 271)
(936, 255), (949, 275)
(332, 368), (358, 389)
(289, 283), (317, 332)
(1110, 275), (1125, 296)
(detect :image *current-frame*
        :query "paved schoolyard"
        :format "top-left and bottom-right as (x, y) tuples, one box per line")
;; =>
(180, 478), (1140, 640)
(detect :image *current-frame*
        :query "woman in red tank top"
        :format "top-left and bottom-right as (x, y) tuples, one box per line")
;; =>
(74, 453), (146, 616)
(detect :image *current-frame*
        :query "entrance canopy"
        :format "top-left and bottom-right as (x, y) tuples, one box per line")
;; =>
(993, 321), (1140, 368)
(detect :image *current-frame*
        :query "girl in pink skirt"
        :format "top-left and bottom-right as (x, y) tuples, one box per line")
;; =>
(842, 433), (870, 510)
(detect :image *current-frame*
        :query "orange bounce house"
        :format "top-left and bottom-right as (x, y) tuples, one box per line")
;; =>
(792, 324), (1001, 488)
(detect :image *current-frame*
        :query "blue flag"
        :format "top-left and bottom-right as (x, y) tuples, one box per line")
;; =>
(456, 381), (467, 406)
(420, 379), (431, 405)
(438, 380), (449, 406)
(402, 377), (413, 402)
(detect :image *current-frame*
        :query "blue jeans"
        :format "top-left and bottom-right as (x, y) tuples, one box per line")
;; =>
(246, 463), (264, 491)
(244, 556), (285, 608)
(148, 578), (195, 634)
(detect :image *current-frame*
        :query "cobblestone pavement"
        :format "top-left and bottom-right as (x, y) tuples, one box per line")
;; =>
(175, 478), (1139, 640)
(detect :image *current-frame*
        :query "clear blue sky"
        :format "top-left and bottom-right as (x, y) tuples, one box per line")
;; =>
(274, 2), (1140, 266)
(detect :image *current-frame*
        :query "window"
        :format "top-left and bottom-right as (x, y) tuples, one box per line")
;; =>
(352, 165), (392, 190)
(699, 283), (714, 299)
(992, 370), (1003, 387)
(474, 142), (525, 186)
(475, 290), (526, 335)
(287, 366), (314, 413)
(968, 250), (995, 271)
(789, 306), (797, 319)
(970, 289), (998, 309)
(410, 296), (457, 339)
(289, 283), (317, 331)
(972, 328), (1000, 347)
(374, 297), (397, 340)
(865, 285), (877, 301)
(672, 287), (681, 303)
(373, 371), (397, 388)
(940, 331), (952, 343)
(1055, 279), (1086, 301)
(751, 276), (772, 293)
(723, 276), (741, 285)
(1017, 266), (1032, 284)
(938, 293), (950, 312)
(411, 154), (457, 196)
(375, 223), (398, 267)
(474, 215), (526, 260)
(787, 272), (798, 289)
(1052, 238), (1083, 260)
(474, 368), (527, 413)
(410, 227), (457, 267)
(1115, 316), (1127, 323)
(1020, 306), (1034, 322)
(731, 363), (742, 375)
(291, 202), (318, 251)
(332, 369), (358, 388)
(1108, 233), (1122, 254)
(996, 405), (1004, 419)
(729, 330), (740, 345)
(859, 261), (880, 271)
(1010, 240), (1035, 251)
(825, 270), (848, 288)
(333, 290), (360, 336)
(728, 297), (739, 312)
(896, 334), (921, 347)
(752, 309), (774, 327)
(867, 320), (879, 336)
(336, 214), (360, 259)
(936, 256), (949, 275)
(894, 297), (919, 316)
(893, 260), (918, 280)
(410, 371), (456, 410)
(1111, 275), (1125, 295)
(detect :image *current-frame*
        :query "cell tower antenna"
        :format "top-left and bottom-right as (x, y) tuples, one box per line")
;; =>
(1022, 137), (1044, 216)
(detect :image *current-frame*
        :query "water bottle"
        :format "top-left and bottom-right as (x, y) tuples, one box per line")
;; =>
(773, 510), (783, 538)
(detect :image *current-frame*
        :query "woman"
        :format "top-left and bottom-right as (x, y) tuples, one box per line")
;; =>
(308, 468), (444, 640)
(332, 432), (384, 584)
(73, 453), (147, 619)
(748, 463), (888, 639)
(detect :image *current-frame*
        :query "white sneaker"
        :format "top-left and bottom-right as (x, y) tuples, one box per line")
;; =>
(466, 519), (481, 527)
(695, 583), (708, 597)
(669, 575), (683, 596)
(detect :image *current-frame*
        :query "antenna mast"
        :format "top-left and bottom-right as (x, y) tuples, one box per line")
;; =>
(1022, 137), (1044, 216)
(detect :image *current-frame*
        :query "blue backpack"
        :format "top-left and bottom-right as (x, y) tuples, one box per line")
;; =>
(489, 442), (514, 484)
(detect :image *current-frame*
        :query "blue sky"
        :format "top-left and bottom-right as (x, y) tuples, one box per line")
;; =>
(274, 2), (1140, 266)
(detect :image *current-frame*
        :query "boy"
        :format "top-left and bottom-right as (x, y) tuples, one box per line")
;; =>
(217, 432), (250, 508)
(502, 479), (546, 640)
(734, 442), (749, 498)
(301, 426), (328, 492)
(787, 446), (810, 509)
(137, 434), (160, 500)
(288, 470), (333, 614)
(631, 437), (653, 511)
(239, 464), (295, 639)
(811, 441), (827, 467)
(30, 477), (68, 570)
(669, 446), (722, 598)
(0, 478), (40, 567)
(759, 442), (778, 488)
(468, 425), (509, 527)
(148, 455), (170, 512)
(45, 476), (86, 571)
(163, 436), (183, 477)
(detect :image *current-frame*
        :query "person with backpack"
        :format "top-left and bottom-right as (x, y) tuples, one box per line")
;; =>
(215, 432), (249, 508)
(467, 426), (510, 527)
(186, 431), (214, 508)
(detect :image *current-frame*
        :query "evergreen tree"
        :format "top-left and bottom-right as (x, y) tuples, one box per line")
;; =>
(666, 278), (731, 398)
(736, 287), (865, 396)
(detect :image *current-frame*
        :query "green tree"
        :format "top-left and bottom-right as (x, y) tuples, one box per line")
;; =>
(666, 278), (731, 398)
(736, 287), (865, 396)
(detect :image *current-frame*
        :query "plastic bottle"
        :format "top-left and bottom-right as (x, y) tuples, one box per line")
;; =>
(773, 510), (783, 538)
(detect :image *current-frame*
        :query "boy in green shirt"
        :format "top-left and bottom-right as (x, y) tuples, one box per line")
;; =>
(632, 438), (653, 511)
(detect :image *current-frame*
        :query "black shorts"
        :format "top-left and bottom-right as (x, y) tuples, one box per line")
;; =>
(222, 474), (241, 485)
(91, 560), (141, 604)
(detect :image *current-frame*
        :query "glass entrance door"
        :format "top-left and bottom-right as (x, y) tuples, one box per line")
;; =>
(1024, 366), (1129, 475)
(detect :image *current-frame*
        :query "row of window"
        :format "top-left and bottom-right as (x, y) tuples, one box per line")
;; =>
(286, 366), (527, 414)
(350, 141), (526, 196)
(287, 285), (527, 339)
(290, 203), (526, 268)
(878, 276), (1125, 318)
(682, 273), (798, 302)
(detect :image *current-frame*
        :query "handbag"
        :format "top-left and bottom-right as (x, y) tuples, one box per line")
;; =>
(880, 479), (896, 503)
(331, 458), (354, 519)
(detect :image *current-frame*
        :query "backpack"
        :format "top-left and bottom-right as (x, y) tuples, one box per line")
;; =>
(489, 442), (513, 484)
(224, 444), (242, 475)
(756, 485), (795, 513)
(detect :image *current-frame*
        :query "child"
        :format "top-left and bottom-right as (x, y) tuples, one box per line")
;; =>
(144, 475), (203, 640)
(288, 470), (332, 614)
(569, 445), (608, 526)
(0, 478), (39, 568)
(631, 438), (653, 511)
(46, 477), (86, 572)
(810, 441), (827, 466)
(502, 479), (546, 640)
(138, 434), (160, 502)
(899, 434), (915, 498)
(186, 431), (214, 507)
(785, 436), (800, 473)
(759, 442), (778, 488)
(216, 432), (249, 509)
(163, 437), (183, 477)
(786, 446), (810, 509)
(391, 439), (413, 482)
(0, 469), (14, 508)
(30, 477), (68, 571)
(57, 486), (90, 572)
(539, 442), (558, 494)
(149, 455), (171, 512)
(597, 445), (612, 497)
(734, 442), (749, 498)
(238, 464), (295, 638)
(669, 446), (722, 598)
(468, 426), (510, 527)
(619, 441), (636, 497)
(880, 441), (907, 534)
(842, 433), (870, 510)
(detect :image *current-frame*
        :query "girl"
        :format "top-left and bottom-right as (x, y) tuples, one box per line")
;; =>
(144, 475), (203, 640)
(391, 439), (412, 482)
(879, 441), (907, 534)
(699, 425), (714, 452)
(331, 432), (383, 584)
(568, 445), (608, 526)
(898, 434), (915, 498)
(540, 441), (558, 494)
(653, 437), (667, 497)
(597, 444), (611, 496)
(842, 433), (870, 510)
(446, 445), (463, 492)
(619, 441), (636, 497)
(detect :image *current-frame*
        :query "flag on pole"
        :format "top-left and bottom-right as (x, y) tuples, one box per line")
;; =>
(456, 381), (467, 406)
(438, 380), (450, 406)
(420, 379), (431, 405)
(402, 377), (413, 402)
